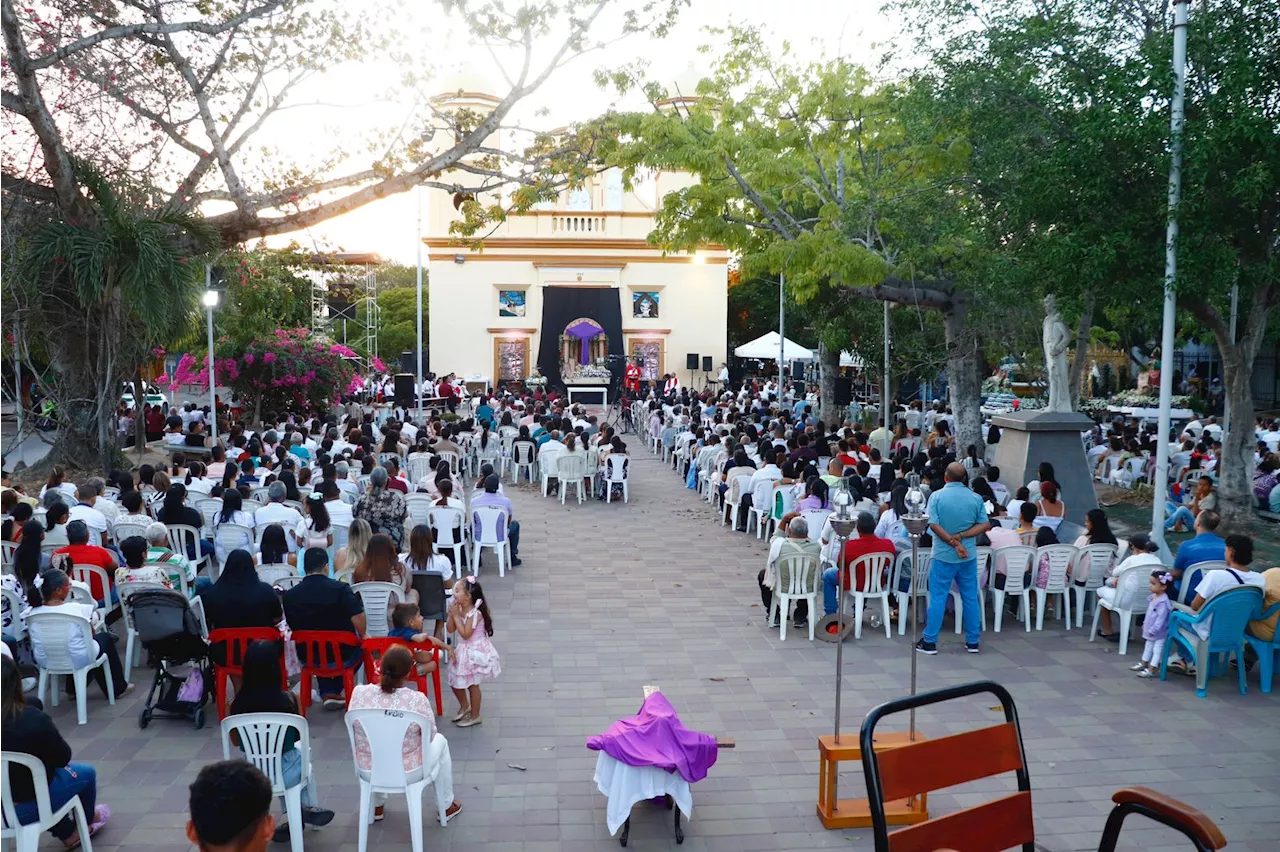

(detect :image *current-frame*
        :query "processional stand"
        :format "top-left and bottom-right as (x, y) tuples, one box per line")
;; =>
(817, 476), (931, 829)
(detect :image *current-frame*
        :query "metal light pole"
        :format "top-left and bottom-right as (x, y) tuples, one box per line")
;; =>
(824, 483), (855, 752)
(778, 272), (786, 393)
(201, 279), (219, 444)
(1150, 0), (1190, 561)
(902, 473), (929, 740)
(415, 185), (425, 418)
(883, 301), (891, 430)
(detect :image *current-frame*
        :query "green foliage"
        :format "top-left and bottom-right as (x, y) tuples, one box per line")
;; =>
(210, 245), (318, 350)
(360, 285), (427, 361)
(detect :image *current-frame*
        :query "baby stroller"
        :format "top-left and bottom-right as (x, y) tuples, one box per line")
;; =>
(127, 588), (211, 730)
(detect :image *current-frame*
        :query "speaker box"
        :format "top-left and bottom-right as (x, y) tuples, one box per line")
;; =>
(834, 376), (853, 407)
(393, 373), (415, 407)
(399, 351), (429, 375)
(686, 353), (699, 371)
(702, 356), (713, 372)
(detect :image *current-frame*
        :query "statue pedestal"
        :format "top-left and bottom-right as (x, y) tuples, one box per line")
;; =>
(991, 410), (1096, 529)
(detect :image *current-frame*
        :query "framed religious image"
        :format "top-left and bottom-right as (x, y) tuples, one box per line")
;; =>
(493, 338), (529, 382)
(628, 339), (662, 381)
(498, 290), (526, 317)
(632, 291), (659, 318)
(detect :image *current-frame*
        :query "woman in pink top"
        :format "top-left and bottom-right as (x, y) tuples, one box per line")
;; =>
(347, 646), (462, 823)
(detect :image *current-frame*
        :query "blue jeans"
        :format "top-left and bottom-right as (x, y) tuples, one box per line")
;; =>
(280, 748), (315, 810)
(1165, 503), (1195, 530)
(507, 520), (520, 557)
(13, 763), (96, 840)
(822, 566), (842, 616)
(923, 557), (981, 646)
(193, 576), (214, 595)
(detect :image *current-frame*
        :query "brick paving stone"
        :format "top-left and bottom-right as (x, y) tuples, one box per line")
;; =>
(37, 448), (1280, 850)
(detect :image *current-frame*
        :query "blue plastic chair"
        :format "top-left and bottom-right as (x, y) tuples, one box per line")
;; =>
(1244, 602), (1280, 695)
(1160, 585), (1264, 698)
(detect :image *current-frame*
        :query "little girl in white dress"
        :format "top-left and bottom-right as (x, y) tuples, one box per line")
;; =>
(447, 576), (501, 727)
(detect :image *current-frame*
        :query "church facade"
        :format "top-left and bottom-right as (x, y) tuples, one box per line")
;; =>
(425, 93), (728, 395)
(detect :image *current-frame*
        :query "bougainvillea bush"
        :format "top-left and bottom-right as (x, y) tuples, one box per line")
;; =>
(160, 328), (356, 422)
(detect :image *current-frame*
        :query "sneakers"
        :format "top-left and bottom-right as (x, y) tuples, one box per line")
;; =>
(272, 807), (334, 842)
(511, 556), (523, 567)
(914, 639), (938, 655)
(1136, 668), (1157, 679)
(965, 643), (980, 654)
(1128, 662), (1147, 672)
(321, 695), (344, 710)
(444, 801), (463, 823)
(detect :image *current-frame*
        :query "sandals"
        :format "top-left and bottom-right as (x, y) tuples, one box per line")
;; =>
(65, 805), (111, 849)
(456, 716), (482, 728)
(1167, 660), (1197, 677)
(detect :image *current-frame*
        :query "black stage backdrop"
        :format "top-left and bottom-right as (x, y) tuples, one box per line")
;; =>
(536, 286), (624, 389)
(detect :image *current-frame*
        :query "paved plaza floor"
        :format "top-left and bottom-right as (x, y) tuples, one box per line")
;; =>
(50, 450), (1280, 851)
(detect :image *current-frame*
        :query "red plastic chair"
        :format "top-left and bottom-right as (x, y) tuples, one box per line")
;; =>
(292, 630), (363, 715)
(360, 637), (443, 716)
(208, 627), (283, 719)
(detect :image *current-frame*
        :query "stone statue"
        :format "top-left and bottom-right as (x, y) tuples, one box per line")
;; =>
(1042, 294), (1072, 412)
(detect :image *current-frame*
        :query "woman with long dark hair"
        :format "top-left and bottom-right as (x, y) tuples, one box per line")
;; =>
(258, 525), (295, 568)
(229, 641), (334, 841)
(2, 656), (110, 848)
(353, 533), (412, 602)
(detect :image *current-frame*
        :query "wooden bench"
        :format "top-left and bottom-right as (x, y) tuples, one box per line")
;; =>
(858, 680), (1226, 852)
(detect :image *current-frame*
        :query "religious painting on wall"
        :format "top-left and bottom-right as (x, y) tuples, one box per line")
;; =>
(495, 339), (528, 382)
(498, 290), (526, 317)
(629, 340), (662, 381)
(632, 291), (659, 318)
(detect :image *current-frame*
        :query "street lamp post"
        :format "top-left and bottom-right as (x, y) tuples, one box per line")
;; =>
(201, 282), (219, 444)
(902, 473), (929, 740)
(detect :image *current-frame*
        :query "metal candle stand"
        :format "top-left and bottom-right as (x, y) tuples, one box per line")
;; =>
(817, 477), (931, 830)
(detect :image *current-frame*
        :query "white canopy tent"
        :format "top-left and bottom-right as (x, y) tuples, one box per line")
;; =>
(839, 351), (867, 369)
(734, 331), (814, 361)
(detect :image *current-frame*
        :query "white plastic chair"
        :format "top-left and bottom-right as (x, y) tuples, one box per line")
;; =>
(257, 563), (299, 587)
(0, 541), (18, 566)
(69, 564), (118, 621)
(214, 522), (254, 561)
(1178, 560), (1228, 605)
(991, 545), (1034, 633)
(1088, 561), (1152, 655)
(437, 451), (461, 477)
(427, 507), (468, 566)
(748, 479), (775, 539)
(117, 580), (170, 671)
(800, 509), (831, 544)
(470, 506), (511, 578)
(0, 587), (25, 642)
(352, 581), (405, 638)
(220, 713), (315, 852)
(1072, 544), (1119, 627)
(970, 546), (993, 632)
(111, 520), (150, 543)
(770, 551), (820, 641)
(344, 708), (452, 852)
(27, 610), (116, 725)
(892, 549), (933, 636)
(604, 455), (630, 504)
(273, 576), (306, 591)
(721, 474), (747, 528)
(407, 455), (434, 484)
(846, 552), (894, 640)
(1033, 544), (1077, 630)
(557, 455), (587, 505)
(510, 443), (536, 485)
(404, 494), (434, 528)
(2, 751), (95, 852)
(194, 497), (223, 537)
(538, 450), (563, 498)
(166, 523), (208, 578)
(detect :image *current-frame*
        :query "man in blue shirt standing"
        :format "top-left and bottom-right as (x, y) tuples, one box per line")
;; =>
(919, 463), (990, 655)
(1171, 510), (1225, 599)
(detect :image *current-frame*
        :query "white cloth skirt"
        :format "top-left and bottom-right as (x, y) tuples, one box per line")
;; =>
(592, 752), (693, 836)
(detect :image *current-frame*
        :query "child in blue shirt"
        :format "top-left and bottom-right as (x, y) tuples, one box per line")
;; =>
(389, 603), (448, 674)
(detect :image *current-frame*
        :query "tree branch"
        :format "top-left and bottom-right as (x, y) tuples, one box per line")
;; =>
(26, 1), (289, 70)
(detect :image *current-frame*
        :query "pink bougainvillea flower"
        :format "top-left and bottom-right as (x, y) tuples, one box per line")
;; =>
(262, 352), (277, 364)
(370, 357), (387, 373)
(243, 352), (255, 365)
(151, 347), (165, 357)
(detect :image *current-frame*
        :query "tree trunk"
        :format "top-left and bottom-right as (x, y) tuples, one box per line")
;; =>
(1068, 292), (1094, 410)
(943, 299), (985, 458)
(817, 342), (840, 428)
(134, 366), (147, 458)
(1186, 291), (1272, 527)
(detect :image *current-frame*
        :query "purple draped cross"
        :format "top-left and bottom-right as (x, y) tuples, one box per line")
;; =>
(586, 691), (719, 783)
(565, 320), (603, 364)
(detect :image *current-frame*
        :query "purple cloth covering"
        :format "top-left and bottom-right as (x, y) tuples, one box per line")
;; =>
(586, 692), (719, 783)
(564, 320), (603, 364)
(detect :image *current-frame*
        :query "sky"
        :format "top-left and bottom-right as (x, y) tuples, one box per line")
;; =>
(261, 0), (902, 265)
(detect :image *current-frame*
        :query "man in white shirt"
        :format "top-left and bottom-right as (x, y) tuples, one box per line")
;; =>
(1184, 534), (1267, 640)
(537, 430), (566, 484)
(254, 482), (305, 552)
(334, 462), (360, 501)
(1262, 422), (1280, 453)
(69, 483), (110, 546)
(867, 422), (892, 458)
(322, 483), (354, 531)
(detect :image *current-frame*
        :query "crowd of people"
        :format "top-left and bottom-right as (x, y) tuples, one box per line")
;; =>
(637, 380), (1278, 669)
